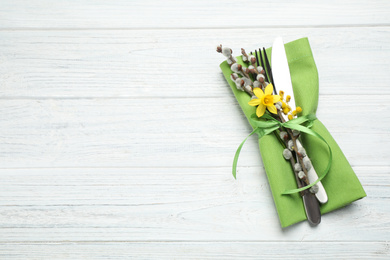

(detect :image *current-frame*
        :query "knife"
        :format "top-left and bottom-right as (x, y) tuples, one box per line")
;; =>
(271, 37), (328, 204)
(271, 37), (322, 225)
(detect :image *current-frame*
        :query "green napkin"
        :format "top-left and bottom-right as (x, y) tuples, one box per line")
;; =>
(220, 37), (366, 228)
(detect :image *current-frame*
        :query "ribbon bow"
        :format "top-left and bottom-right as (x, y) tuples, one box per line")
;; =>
(233, 113), (332, 194)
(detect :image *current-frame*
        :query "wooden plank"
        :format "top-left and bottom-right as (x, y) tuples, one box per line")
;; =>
(0, 166), (384, 206)
(0, 166), (381, 206)
(0, 242), (389, 259)
(0, 96), (388, 168)
(0, 0), (389, 29)
(0, 167), (387, 242)
(0, 191), (385, 242)
(0, 27), (389, 98)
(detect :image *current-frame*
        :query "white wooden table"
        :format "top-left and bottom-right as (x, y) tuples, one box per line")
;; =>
(1, 1), (389, 259)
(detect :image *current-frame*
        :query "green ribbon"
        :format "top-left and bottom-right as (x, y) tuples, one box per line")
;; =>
(233, 113), (332, 195)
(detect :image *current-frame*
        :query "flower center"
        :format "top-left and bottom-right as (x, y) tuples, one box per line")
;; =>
(262, 95), (273, 106)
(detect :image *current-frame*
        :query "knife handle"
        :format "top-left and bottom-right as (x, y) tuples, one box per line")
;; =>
(290, 158), (321, 225)
(301, 184), (322, 226)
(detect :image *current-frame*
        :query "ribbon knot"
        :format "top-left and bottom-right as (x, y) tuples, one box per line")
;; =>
(232, 113), (332, 195)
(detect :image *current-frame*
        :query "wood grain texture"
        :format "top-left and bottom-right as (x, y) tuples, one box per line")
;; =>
(0, 96), (388, 168)
(0, 167), (388, 243)
(0, 27), (389, 98)
(1, 0), (389, 259)
(0, 242), (389, 259)
(0, 242), (388, 259)
(0, 0), (389, 29)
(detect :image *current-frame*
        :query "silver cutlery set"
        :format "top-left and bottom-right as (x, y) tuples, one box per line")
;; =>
(269, 37), (327, 225)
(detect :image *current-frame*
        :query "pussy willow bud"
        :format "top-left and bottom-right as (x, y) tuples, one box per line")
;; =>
(235, 78), (244, 90)
(298, 147), (306, 157)
(253, 81), (261, 88)
(259, 77), (265, 84)
(231, 63), (239, 73)
(279, 131), (287, 140)
(248, 65), (256, 73)
(222, 47), (232, 57)
(303, 157), (312, 171)
(298, 171), (306, 179)
(249, 55), (256, 64)
(283, 149), (292, 160)
(256, 74), (265, 81)
(230, 73), (238, 81)
(288, 140), (294, 151)
(244, 85), (253, 93)
(216, 44), (222, 53)
(310, 184), (319, 194)
(292, 130), (300, 137)
(243, 77), (252, 86)
(294, 163), (302, 172)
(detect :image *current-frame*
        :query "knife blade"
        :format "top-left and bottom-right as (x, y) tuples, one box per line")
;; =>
(271, 37), (328, 204)
(271, 37), (322, 225)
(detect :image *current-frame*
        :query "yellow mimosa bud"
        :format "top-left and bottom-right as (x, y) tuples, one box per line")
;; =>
(282, 102), (287, 109)
(288, 114), (293, 120)
(296, 106), (302, 113)
(286, 105), (291, 112)
(292, 110), (297, 116)
(279, 90), (284, 100)
(286, 95), (291, 102)
(283, 108), (289, 115)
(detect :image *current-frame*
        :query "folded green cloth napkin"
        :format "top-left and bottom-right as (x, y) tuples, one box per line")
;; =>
(220, 37), (366, 228)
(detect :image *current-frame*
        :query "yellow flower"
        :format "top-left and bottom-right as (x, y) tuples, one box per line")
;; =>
(248, 84), (281, 117)
(292, 110), (297, 116)
(283, 106), (291, 115)
(279, 90), (284, 100)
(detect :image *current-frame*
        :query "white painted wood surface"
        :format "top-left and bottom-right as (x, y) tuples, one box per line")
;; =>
(0, 0), (389, 259)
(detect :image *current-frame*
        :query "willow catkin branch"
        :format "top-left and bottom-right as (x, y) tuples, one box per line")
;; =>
(277, 110), (310, 187)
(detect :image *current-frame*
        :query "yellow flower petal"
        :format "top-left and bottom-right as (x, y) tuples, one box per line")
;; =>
(253, 87), (264, 99)
(273, 95), (281, 103)
(267, 105), (277, 114)
(265, 84), (273, 95)
(248, 98), (261, 107)
(256, 104), (266, 117)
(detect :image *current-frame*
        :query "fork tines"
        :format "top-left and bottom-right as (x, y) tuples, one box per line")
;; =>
(257, 48), (269, 83)
(262, 48), (277, 95)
